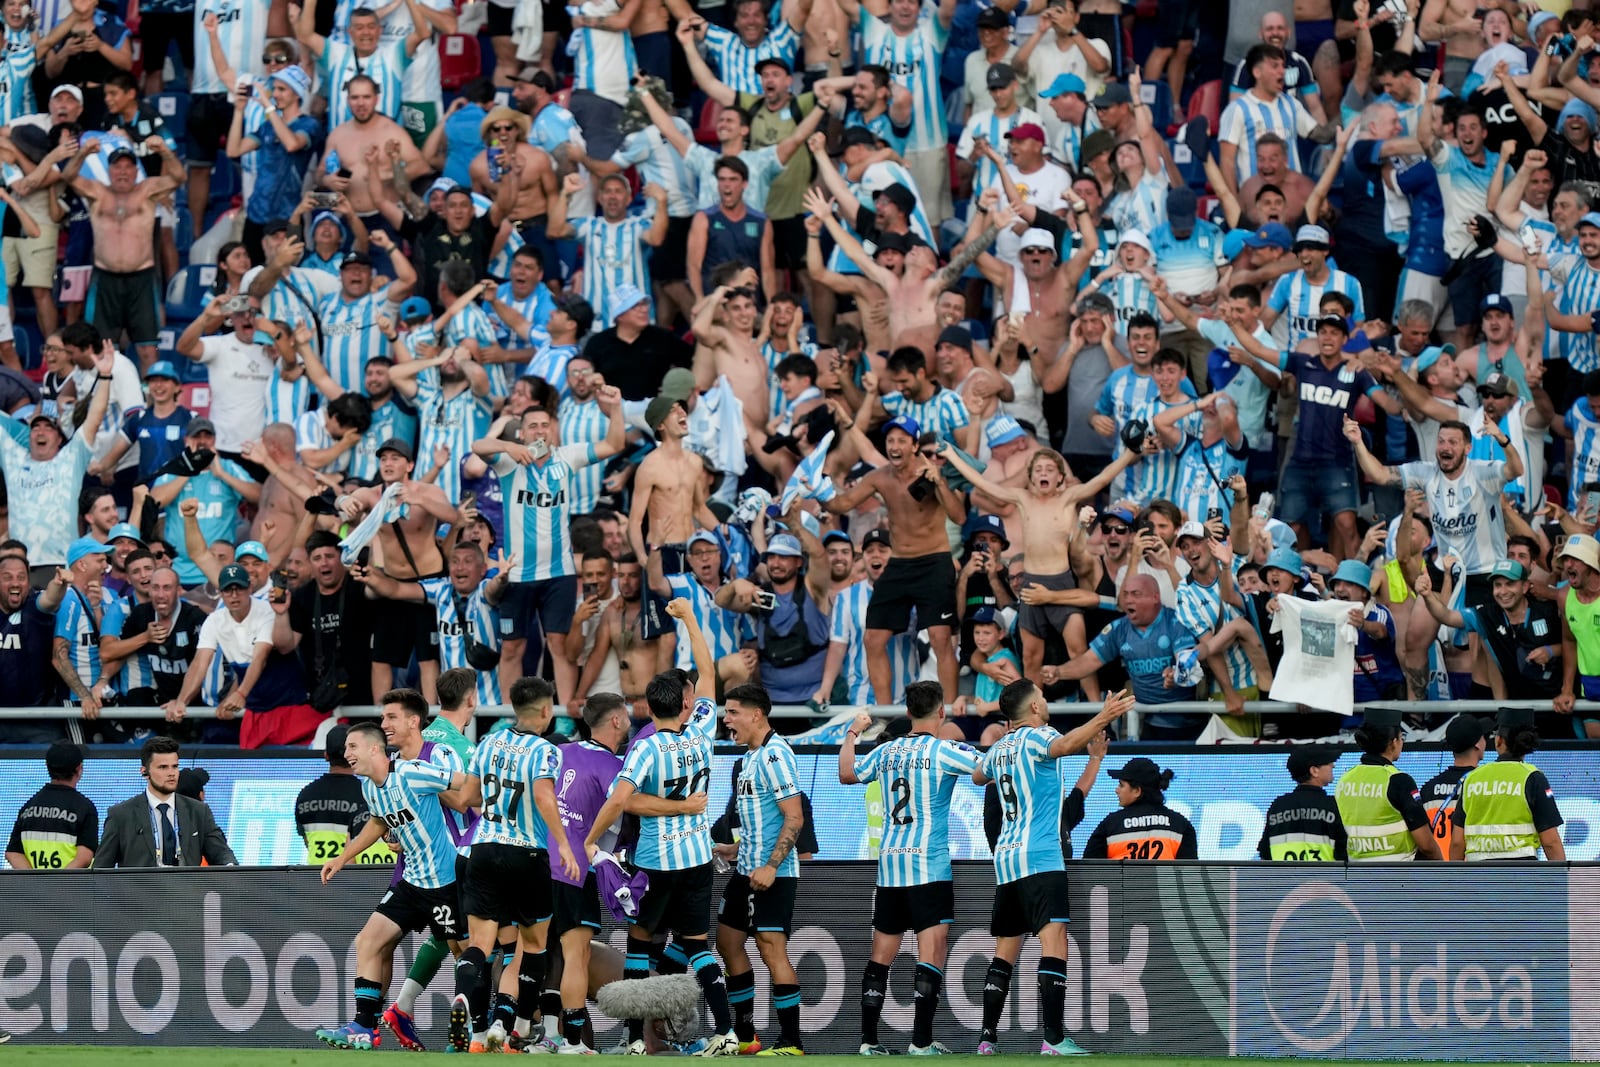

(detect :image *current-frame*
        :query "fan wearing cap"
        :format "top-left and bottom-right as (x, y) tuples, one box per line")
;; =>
(1417, 714), (1487, 862)
(1328, 559), (1406, 703)
(1547, 212), (1600, 379)
(1082, 756), (1198, 861)
(4, 740), (99, 871)
(95, 359), (192, 485)
(1412, 557), (1562, 702)
(296, 726), (398, 865)
(1554, 534), (1600, 727)
(1455, 292), (1534, 399)
(1082, 229), (1159, 328)
(810, 68), (913, 160)
(1169, 519), (1275, 713)
(50, 535), (121, 724)
(1257, 744), (1346, 861)
(546, 172), (671, 330)
(955, 64), (1045, 209)
(1256, 224), (1365, 351)
(294, 314), (419, 485)
(814, 527), (920, 705)
(311, 233), (421, 402)
(1465, 369), (1547, 509)
(972, 685), (1133, 1056)
(149, 422), (261, 587)
(969, 205), (1099, 375)
(713, 525), (833, 703)
(959, 10), (1027, 116)
(1449, 707), (1566, 861)
(174, 292), (283, 455)
(293, 195), (368, 278)
(972, 121), (1075, 265)
(1332, 706), (1441, 861)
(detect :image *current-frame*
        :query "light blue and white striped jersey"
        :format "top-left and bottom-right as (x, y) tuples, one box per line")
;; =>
(684, 142), (785, 214)
(881, 386), (969, 443)
(573, 215), (653, 329)
(859, 6), (949, 152)
(491, 281), (555, 356)
(495, 442), (599, 581)
(362, 758), (460, 888)
(415, 368), (493, 502)
(468, 727), (560, 849)
(613, 121), (698, 217)
(357, 396), (419, 483)
(258, 267), (336, 364)
(701, 22), (799, 96)
(1557, 260), (1600, 374)
(1130, 397), (1199, 504)
(666, 573), (751, 669)
(853, 733), (978, 886)
(293, 409), (354, 476)
(238, 96), (269, 180)
(1106, 172), (1168, 237)
(1094, 366), (1189, 499)
(845, 107), (909, 157)
(1267, 268), (1366, 351)
(735, 732), (801, 878)
(1216, 90), (1316, 187)
(1398, 459), (1508, 576)
(192, 0), (265, 95)
(617, 695), (719, 870)
(155, 462), (250, 585)
(526, 337), (578, 404)
(1175, 571), (1256, 693)
(1100, 268), (1159, 333)
(321, 40), (409, 126)
(569, 18), (637, 105)
(100, 595), (155, 694)
(559, 398), (610, 515)
(54, 585), (118, 693)
(1173, 433), (1247, 522)
(1, 26), (37, 123)
(1427, 141), (1499, 260)
(419, 576), (504, 705)
(1567, 397), (1600, 508)
(980, 724), (1065, 884)
(318, 291), (397, 398)
(443, 303), (506, 396)
(956, 106), (1044, 200)
(264, 365), (312, 429)
(829, 579), (918, 704)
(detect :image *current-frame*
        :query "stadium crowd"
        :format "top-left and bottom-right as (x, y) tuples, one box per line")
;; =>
(2, 0), (1600, 749)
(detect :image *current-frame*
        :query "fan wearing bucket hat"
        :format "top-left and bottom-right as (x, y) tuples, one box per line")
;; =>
(1328, 559), (1406, 702)
(1410, 559), (1562, 702)
(970, 686), (1133, 1057)
(1258, 744), (1347, 861)
(546, 171), (670, 330)
(1333, 706), (1441, 861)
(1449, 707), (1566, 861)
(1082, 757), (1198, 862)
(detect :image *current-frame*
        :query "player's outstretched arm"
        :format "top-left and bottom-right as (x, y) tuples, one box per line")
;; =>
(323, 817), (387, 883)
(1048, 689), (1135, 758)
(666, 596), (716, 700)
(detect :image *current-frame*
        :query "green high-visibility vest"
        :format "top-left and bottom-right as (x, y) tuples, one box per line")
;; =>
(1266, 832), (1337, 862)
(1336, 763), (1415, 861)
(1459, 761), (1541, 861)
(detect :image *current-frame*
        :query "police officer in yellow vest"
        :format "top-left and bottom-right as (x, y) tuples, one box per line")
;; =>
(1334, 707), (1441, 861)
(4, 741), (99, 869)
(1449, 707), (1566, 862)
(1258, 744), (1348, 860)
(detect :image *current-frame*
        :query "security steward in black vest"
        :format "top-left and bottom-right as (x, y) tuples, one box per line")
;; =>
(1258, 743), (1347, 861)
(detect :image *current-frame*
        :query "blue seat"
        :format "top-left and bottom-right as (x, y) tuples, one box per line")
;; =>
(165, 263), (218, 322)
(1167, 135), (1207, 192)
(1140, 79), (1174, 134)
(150, 91), (191, 158)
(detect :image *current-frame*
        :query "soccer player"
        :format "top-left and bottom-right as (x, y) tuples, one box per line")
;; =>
(552, 693), (632, 1053)
(452, 677), (582, 1052)
(835, 681), (978, 1056)
(715, 684), (805, 1055)
(583, 599), (740, 1057)
(972, 683), (1134, 1055)
(316, 708), (472, 1051)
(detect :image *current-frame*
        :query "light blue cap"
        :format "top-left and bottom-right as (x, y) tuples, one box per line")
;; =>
(1263, 546), (1303, 576)
(145, 360), (180, 381)
(1332, 559), (1373, 592)
(235, 540), (269, 562)
(1039, 72), (1087, 99)
(765, 533), (804, 558)
(106, 522), (144, 545)
(66, 536), (113, 567)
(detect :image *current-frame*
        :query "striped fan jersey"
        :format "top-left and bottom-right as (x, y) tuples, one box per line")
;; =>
(495, 443), (600, 582)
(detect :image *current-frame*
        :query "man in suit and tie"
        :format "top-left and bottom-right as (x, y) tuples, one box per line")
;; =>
(95, 736), (237, 868)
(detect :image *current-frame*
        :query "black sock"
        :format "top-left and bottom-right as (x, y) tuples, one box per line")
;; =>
(472, 954), (495, 1032)
(911, 963), (942, 1049)
(455, 947), (486, 999)
(624, 934), (652, 1044)
(727, 969), (757, 1042)
(354, 977), (383, 1029)
(1039, 957), (1068, 1045)
(861, 961), (890, 1046)
(562, 1007), (589, 1048)
(517, 951), (548, 1026)
(654, 939), (689, 975)
(687, 944), (732, 1033)
(540, 989), (563, 1036)
(981, 958), (1013, 1043)
(492, 992), (517, 1031)
(773, 983), (802, 1050)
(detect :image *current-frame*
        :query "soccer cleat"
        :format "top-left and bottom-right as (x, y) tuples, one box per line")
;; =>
(626, 1039), (648, 1055)
(1040, 1037), (1090, 1056)
(859, 1045), (894, 1056)
(673, 1039), (710, 1054)
(382, 1004), (427, 1052)
(977, 1041), (1000, 1055)
(317, 1022), (381, 1050)
(449, 994), (472, 1053)
(701, 1031), (741, 1057)
(487, 1021), (510, 1053)
(511, 1032), (560, 1054)
(740, 1036), (763, 1055)
(907, 1043), (952, 1055)
(558, 1043), (597, 1055)
(755, 1046), (805, 1056)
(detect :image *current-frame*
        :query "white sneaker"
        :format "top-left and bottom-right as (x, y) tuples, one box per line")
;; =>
(559, 1043), (597, 1056)
(487, 1021), (509, 1053)
(700, 1031), (741, 1057)
(626, 1039), (648, 1055)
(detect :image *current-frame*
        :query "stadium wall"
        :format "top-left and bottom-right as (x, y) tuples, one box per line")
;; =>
(0, 863), (1587, 1058)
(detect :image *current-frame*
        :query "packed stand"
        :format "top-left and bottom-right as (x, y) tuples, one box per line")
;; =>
(0, 0), (1598, 747)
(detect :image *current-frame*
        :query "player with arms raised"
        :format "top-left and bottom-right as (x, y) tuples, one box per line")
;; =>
(972, 684), (1134, 1055)
(584, 599), (740, 1056)
(836, 681), (977, 1055)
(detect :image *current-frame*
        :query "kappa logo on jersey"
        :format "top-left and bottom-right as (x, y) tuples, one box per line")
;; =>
(0, 633), (19, 650)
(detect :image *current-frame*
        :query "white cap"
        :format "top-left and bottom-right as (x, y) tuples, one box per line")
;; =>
(1019, 228), (1057, 253)
(1175, 520), (1210, 543)
(1118, 229), (1154, 255)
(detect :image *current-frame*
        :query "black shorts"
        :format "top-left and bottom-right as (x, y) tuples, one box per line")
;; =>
(536, 0), (571, 35)
(553, 872), (604, 937)
(465, 843), (554, 927)
(371, 593), (441, 666)
(186, 92), (233, 164)
(865, 553), (958, 633)
(500, 575), (579, 640)
(718, 873), (797, 936)
(652, 216), (694, 283)
(871, 881), (954, 935)
(770, 215), (809, 272)
(1152, 0), (1199, 48)
(634, 863), (715, 938)
(88, 267), (161, 347)
(989, 871), (1070, 938)
(517, 215), (560, 279)
(377, 878), (466, 940)
(139, 10), (196, 74)
(488, 1), (517, 35)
